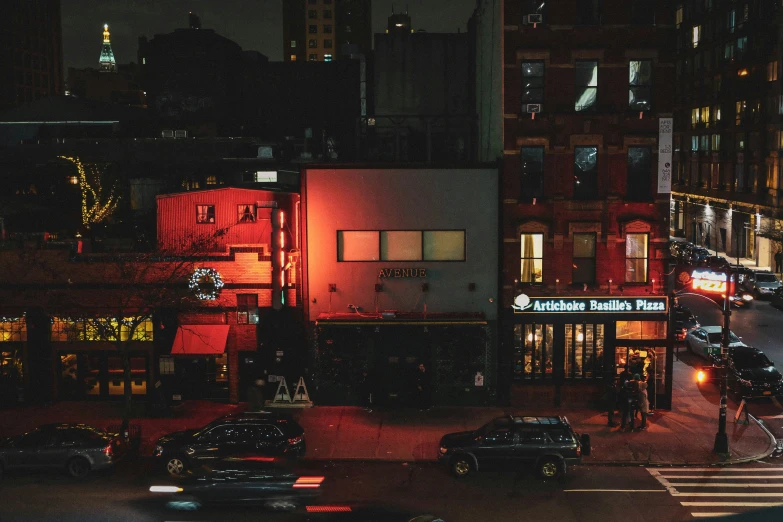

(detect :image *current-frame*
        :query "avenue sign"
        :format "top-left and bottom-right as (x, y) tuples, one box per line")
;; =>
(513, 294), (668, 314)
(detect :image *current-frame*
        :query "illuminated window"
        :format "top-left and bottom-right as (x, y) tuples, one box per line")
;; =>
(616, 321), (666, 339)
(727, 8), (735, 33)
(423, 231), (465, 261)
(51, 317), (152, 342)
(675, 6), (683, 28)
(575, 60), (598, 111)
(196, 204), (215, 224)
(628, 60), (651, 111)
(290, 54), (297, 61)
(692, 25), (701, 48)
(768, 61), (779, 82)
(290, 40), (297, 48)
(237, 204), (256, 223)
(700, 106), (709, 126)
(737, 36), (748, 58)
(0, 318), (27, 342)
(565, 324), (604, 379)
(206, 175), (217, 185)
(338, 230), (465, 261)
(711, 134), (720, 151)
(625, 233), (648, 283)
(381, 231), (422, 261)
(237, 294), (259, 325)
(724, 41), (735, 62)
(520, 233), (543, 283)
(736, 100), (746, 125)
(338, 231), (380, 261)
(67, 175), (79, 185)
(324, 54), (332, 62)
(691, 107), (700, 128)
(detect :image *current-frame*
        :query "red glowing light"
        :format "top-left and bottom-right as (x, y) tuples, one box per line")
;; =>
(306, 506), (353, 513)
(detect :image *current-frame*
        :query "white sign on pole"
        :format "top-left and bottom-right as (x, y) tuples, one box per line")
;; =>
(657, 117), (673, 194)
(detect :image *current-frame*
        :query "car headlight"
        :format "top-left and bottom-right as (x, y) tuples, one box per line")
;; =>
(154, 445), (164, 456)
(742, 294), (753, 301)
(439, 446), (449, 455)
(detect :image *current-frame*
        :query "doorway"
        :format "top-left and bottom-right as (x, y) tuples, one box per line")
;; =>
(615, 346), (666, 410)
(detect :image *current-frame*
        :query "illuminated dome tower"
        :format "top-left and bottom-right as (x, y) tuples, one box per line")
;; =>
(99, 24), (117, 72)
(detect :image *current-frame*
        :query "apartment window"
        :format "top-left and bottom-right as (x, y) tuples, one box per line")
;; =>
(692, 25), (701, 48)
(196, 205), (215, 224)
(309, 25), (318, 34)
(520, 146), (544, 202)
(691, 107), (700, 128)
(324, 9), (332, 19)
(514, 323), (554, 380)
(576, 0), (602, 25)
(290, 54), (297, 61)
(710, 105), (721, 126)
(309, 53), (318, 61)
(736, 100), (746, 125)
(290, 40), (297, 48)
(629, 60), (651, 111)
(630, 0), (655, 25)
(338, 231), (465, 261)
(237, 204), (256, 223)
(520, 233), (543, 283)
(724, 42), (735, 62)
(727, 9), (735, 33)
(737, 37), (748, 58)
(324, 54), (332, 62)
(309, 39), (318, 48)
(675, 6), (683, 28)
(206, 175), (217, 185)
(699, 135), (709, 151)
(324, 39), (333, 49)
(627, 147), (652, 202)
(625, 233), (648, 283)
(323, 24), (332, 34)
(521, 61), (544, 105)
(575, 60), (598, 112)
(572, 233), (596, 284)
(769, 61), (779, 82)
(574, 146), (598, 199)
(736, 132), (745, 150)
(308, 9), (318, 19)
(711, 134), (721, 151)
(700, 106), (710, 126)
(237, 294), (259, 325)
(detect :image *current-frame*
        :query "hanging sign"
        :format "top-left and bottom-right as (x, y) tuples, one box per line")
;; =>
(657, 117), (673, 194)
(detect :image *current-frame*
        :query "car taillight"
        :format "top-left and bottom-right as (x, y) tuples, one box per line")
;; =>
(104, 444), (113, 457)
(306, 505), (352, 513)
(288, 435), (303, 445)
(576, 445), (581, 457)
(293, 476), (324, 489)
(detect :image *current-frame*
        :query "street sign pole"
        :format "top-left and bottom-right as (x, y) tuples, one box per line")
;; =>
(713, 270), (731, 455)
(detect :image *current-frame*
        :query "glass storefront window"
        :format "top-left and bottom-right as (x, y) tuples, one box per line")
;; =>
(83, 355), (101, 396)
(565, 324), (605, 379)
(60, 353), (79, 399)
(107, 356), (148, 395)
(51, 317), (154, 342)
(616, 321), (667, 339)
(615, 346), (666, 400)
(513, 323), (553, 380)
(0, 318), (27, 342)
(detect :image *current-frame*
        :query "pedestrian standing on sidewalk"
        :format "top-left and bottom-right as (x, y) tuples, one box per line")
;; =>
(775, 249), (783, 274)
(415, 363), (431, 411)
(636, 374), (650, 430)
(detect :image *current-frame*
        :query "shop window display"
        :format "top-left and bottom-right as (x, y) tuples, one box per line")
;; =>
(564, 324), (604, 379)
(513, 323), (553, 379)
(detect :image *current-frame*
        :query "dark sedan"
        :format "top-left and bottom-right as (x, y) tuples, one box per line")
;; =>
(699, 346), (783, 399)
(149, 458), (323, 511)
(673, 305), (699, 341)
(0, 423), (127, 478)
(154, 411), (306, 476)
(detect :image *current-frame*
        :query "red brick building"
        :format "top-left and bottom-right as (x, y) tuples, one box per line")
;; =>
(500, 1), (675, 407)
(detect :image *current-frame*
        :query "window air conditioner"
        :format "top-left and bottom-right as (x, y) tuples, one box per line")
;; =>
(174, 130), (188, 138)
(526, 14), (543, 24)
(525, 103), (542, 113)
(161, 130), (174, 138)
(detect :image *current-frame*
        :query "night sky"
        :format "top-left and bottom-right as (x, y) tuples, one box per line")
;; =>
(62, 0), (477, 70)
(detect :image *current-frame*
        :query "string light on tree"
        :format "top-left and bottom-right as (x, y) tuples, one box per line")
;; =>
(59, 156), (120, 226)
(189, 268), (224, 300)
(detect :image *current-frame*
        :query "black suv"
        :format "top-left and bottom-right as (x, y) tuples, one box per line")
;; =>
(438, 415), (589, 479)
(699, 346), (783, 399)
(154, 411), (306, 476)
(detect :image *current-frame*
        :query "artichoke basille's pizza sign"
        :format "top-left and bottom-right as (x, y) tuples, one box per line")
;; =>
(512, 294), (667, 314)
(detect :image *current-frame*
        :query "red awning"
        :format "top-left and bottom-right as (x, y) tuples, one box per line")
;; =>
(170, 325), (229, 355)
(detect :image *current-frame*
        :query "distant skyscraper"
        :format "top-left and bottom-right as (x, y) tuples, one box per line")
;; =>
(283, 0), (371, 62)
(0, 0), (64, 109)
(99, 24), (117, 72)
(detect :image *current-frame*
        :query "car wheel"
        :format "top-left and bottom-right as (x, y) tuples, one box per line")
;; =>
(67, 457), (91, 478)
(450, 455), (473, 478)
(165, 456), (188, 476)
(538, 457), (562, 479)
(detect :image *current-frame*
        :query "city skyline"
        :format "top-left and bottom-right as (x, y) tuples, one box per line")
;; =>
(61, 0), (476, 70)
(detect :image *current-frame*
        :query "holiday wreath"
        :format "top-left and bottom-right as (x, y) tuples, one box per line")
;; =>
(189, 268), (224, 300)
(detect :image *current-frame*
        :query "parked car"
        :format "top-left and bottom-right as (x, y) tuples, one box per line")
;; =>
(673, 305), (700, 341)
(670, 240), (693, 261)
(698, 346), (783, 399)
(438, 415), (589, 480)
(149, 458), (323, 511)
(154, 411), (306, 476)
(687, 247), (712, 265)
(742, 271), (783, 298)
(729, 288), (754, 309)
(772, 287), (783, 309)
(685, 326), (747, 359)
(0, 423), (128, 478)
(697, 256), (732, 271)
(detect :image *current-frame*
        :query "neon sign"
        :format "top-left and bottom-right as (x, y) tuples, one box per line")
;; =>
(690, 269), (728, 294)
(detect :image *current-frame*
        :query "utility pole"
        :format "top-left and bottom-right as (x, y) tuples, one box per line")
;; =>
(713, 269), (731, 455)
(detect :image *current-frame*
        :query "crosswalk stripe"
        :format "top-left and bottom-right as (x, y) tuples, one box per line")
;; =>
(672, 492), (783, 497)
(668, 483), (783, 487)
(657, 467), (783, 472)
(660, 475), (783, 479)
(681, 502), (783, 507)
(691, 513), (736, 518)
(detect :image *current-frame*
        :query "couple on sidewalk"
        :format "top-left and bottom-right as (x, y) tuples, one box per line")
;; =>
(607, 369), (649, 432)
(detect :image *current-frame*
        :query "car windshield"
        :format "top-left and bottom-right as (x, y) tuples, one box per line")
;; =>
(756, 274), (779, 283)
(707, 332), (740, 344)
(733, 352), (773, 369)
(476, 419), (509, 437)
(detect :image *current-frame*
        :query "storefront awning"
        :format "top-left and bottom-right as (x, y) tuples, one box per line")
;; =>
(170, 325), (229, 355)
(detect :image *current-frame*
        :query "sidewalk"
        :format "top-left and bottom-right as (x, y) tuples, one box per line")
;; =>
(0, 360), (776, 466)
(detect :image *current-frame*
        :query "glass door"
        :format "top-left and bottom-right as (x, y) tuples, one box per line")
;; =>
(615, 346), (666, 408)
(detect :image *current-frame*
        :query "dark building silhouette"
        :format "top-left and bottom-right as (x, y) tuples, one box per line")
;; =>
(283, 0), (372, 62)
(670, 1), (783, 270)
(1, 0), (64, 109)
